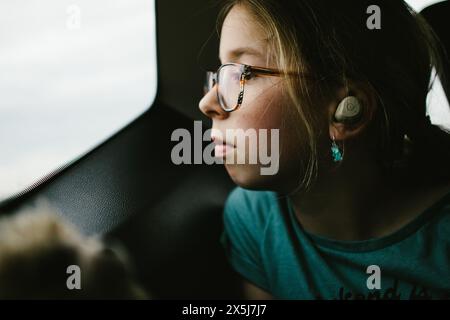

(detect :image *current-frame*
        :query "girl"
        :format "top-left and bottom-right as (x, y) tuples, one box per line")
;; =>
(199, 0), (450, 299)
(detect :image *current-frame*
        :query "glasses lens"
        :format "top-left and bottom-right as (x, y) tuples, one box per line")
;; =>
(218, 64), (242, 111)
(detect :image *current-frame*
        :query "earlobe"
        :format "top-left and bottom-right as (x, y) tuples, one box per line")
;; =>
(329, 123), (347, 142)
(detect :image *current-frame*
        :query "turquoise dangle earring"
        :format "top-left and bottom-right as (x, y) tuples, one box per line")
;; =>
(331, 135), (343, 163)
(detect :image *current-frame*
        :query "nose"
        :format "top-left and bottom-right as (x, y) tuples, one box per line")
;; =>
(199, 86), (228, 120)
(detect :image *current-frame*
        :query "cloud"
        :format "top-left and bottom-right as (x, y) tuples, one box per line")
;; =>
(0, 0), (157, 201)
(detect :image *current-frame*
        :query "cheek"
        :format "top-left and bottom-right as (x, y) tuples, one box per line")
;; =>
(220, 84), (321, 192)
(226, 92), (307, 191)
(235, 86), (285, 130)
(232, 90), (285, 159)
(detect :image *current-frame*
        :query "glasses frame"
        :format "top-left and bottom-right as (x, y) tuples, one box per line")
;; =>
(205, 63), (290, 112)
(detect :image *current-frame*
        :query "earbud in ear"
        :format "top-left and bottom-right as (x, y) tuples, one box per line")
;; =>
(334, 96), (362, 123)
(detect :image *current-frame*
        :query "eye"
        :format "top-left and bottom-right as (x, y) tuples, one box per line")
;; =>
(243, 71), (256, 81)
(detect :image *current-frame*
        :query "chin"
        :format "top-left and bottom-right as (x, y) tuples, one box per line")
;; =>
(224, 163), (284, 191)
(225, 161), (305, 195)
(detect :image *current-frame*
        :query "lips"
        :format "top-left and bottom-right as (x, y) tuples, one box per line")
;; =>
(211, 136), (235, 158)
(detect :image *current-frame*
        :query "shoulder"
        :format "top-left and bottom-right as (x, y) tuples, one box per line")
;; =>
(225, 187), (280, 212)
(224, 187), (280, 230)
(222, 187), (282, 257)
(221, 187), (282, 291)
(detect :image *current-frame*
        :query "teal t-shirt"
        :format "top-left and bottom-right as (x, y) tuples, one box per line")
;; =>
(220, 187), (450, 300)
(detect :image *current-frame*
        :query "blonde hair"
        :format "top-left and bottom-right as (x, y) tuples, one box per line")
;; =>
(218, 0), (450, 190)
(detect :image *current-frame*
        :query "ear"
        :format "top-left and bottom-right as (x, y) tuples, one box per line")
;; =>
(328, 81), (377, 141)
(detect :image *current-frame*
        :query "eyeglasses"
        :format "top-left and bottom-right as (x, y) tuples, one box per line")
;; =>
(204, 63), (286, 112)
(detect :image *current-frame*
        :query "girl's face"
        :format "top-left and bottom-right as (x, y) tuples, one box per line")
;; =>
(199, 5), (307, 192)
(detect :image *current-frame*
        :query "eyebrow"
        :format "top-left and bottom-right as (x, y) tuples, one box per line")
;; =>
(219, 46), (263, 63)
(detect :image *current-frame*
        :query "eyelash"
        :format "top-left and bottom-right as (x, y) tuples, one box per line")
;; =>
(244, 72), (257, 80)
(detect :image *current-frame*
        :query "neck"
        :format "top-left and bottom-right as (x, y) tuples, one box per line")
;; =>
(288, 158), (435, 241)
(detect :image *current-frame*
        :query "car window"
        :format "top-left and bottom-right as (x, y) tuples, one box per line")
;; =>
(407, 0), (450, 131)
(0, 0), (157, 202)
(406, 0), (444, 11)
(427, 69), (450, 131)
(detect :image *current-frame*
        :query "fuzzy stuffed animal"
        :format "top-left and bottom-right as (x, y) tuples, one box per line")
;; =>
(0, 200), (148, 299)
